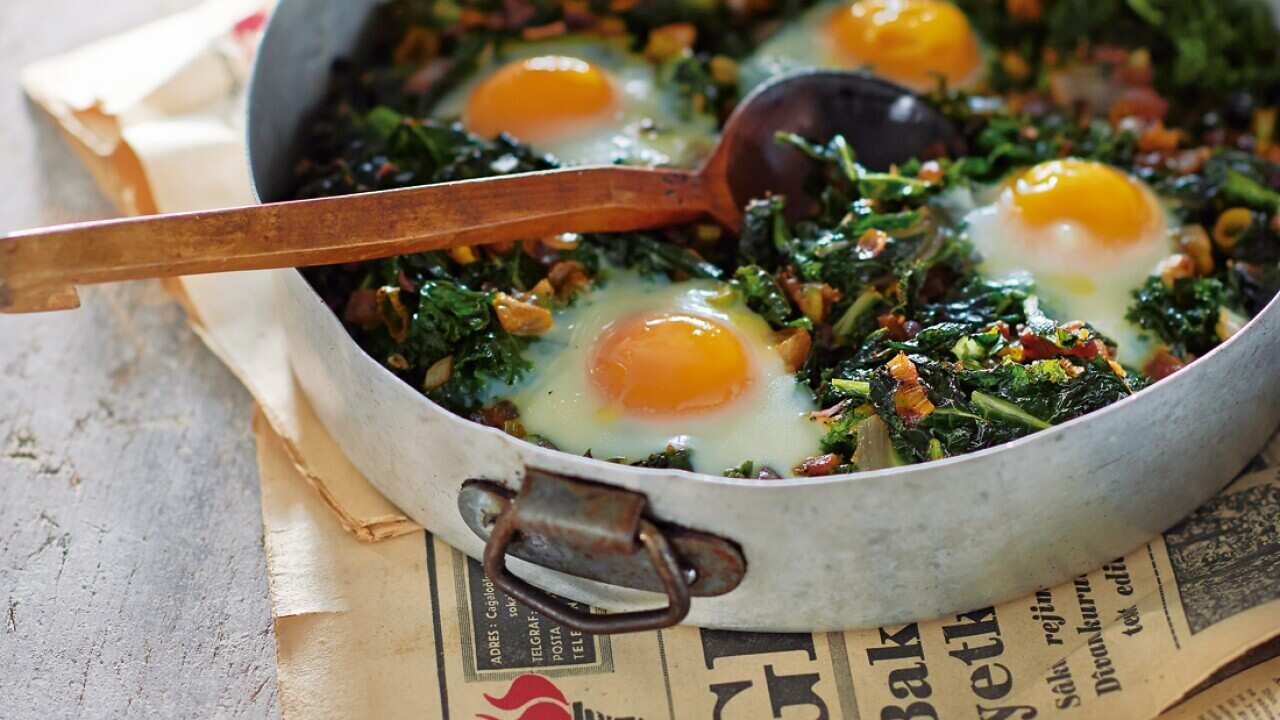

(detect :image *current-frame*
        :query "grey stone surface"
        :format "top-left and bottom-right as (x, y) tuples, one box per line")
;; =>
(0, 2), (278, 717)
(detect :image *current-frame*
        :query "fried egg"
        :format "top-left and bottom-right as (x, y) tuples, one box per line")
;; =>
(435, 37), (716, 167)
(507, 272), (825, 474)
(961, 158), (1175, 364)
(741, 0), (985, 94)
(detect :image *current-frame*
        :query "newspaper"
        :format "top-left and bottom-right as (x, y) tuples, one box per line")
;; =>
(1159, 654), (1280, 720)
(258, 410), (1280, 720)
(20, 2), (1280, 718)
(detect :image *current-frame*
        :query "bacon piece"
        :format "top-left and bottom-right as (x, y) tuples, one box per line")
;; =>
(470, 401), (521, 429)
(810, 400), (851, 426)
(1018, 332), (1101, 361)
(1143, 349), (1185, 380)
(794, 453), (842, 477)
(878, 313), (910, 341)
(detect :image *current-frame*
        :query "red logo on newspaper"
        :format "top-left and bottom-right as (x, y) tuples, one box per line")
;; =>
(477, 674), (571, 720)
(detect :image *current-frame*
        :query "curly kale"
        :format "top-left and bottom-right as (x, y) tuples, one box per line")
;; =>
(732, 265), (793, 328)
(591, 232), (724, 281)
(296, 0), (1280, 475)
(953, 0), (1280, 119)
(296, 106), (558, 200)
(823, 355), (1141, 466)
(362, 280), (532, 412)
(618, 446), (694, 471)
(1126, 277), (1234, 357)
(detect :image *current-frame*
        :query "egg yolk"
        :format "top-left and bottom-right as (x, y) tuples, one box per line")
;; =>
(1009, 159), (1156, 246)
(826, 0), (981, 88)
(464, 55), (618, 144)
(590, 313), (752, 417)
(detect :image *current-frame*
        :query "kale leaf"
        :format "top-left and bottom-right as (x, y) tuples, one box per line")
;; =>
(1126, 276), (1232, 356)
(733, 265), (793, 328)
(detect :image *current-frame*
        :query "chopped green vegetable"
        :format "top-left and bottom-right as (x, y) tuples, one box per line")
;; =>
(970, 391), (1052, 431)
(732, 265), (793, 328)
(1126, 277), (1238, 356)
(296, 0), (1278, 474)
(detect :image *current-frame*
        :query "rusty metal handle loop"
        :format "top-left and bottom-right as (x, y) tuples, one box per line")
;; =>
(482, 507), (692, 635)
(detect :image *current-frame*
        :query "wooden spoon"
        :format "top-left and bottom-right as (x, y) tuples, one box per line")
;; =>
(1, 72), (963, 314)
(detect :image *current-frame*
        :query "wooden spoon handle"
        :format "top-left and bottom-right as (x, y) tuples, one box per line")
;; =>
(0, 166), (711, 314)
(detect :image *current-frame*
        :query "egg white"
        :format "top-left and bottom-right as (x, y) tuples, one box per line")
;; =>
(434, 37), (717, 167)
(956, 177), (1175, 365)
(506, 271), (825, 474)
(740, 1), (986, 95)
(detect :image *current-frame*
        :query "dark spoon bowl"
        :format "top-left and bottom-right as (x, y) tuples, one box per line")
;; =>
(713, 70), (968, 221)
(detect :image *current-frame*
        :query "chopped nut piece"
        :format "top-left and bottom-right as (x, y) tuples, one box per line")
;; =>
(1137, 123), (1184, 152)
(916, 160), (944, 184)
(645, 23), (697, 63)
(1156, 253), (1197, 288)
(709, 55), (740, 85)
(493, 292), (554, 336)
(1175, 225), (1214, 275)
(779, 270), (838, 323)
(423, 356), (454, 390)
(1216, 307), (1247, 342)
(772, 328), (812, 373)
(857, 229), (889, 260)
(547, 260), (592, 301)
(1000, 51), (1031, 81)
(449, 246), (479, 265)
(387, 353), (410, 371)
(1166, 147), (1210, 175)
(517, 278), (556, 307)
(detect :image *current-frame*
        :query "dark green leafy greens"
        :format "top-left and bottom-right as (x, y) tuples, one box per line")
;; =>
(296, 0), (1280, 476)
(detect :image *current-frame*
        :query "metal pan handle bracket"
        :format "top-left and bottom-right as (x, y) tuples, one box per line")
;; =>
(461, 470), (745, 635)
(484, 508), (691, 634)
